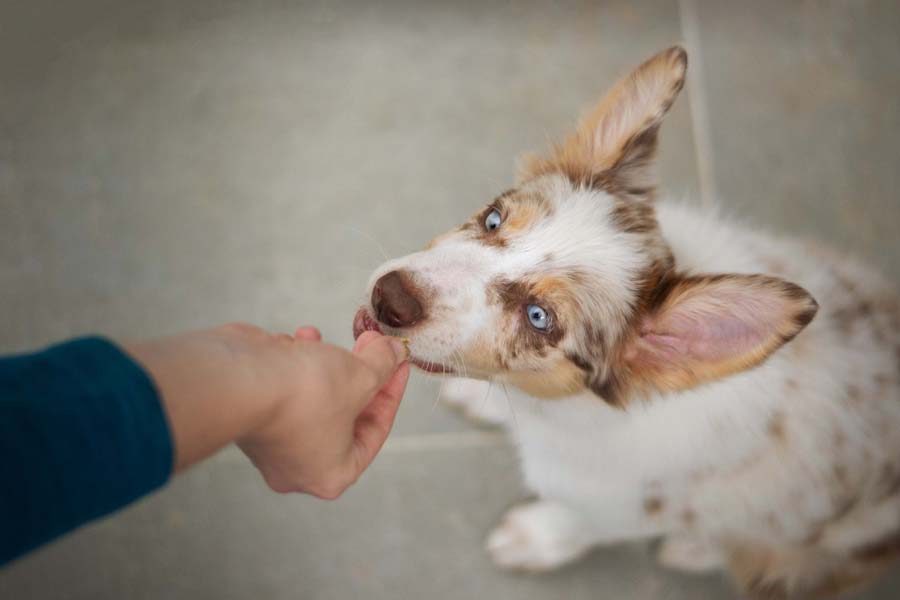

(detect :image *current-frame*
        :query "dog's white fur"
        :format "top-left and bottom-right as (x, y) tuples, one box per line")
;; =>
(457, 202), (900, 582)
(360, 48), (900, 597)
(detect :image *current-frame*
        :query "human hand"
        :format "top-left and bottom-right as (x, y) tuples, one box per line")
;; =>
(127, 323), (410, 499)
(238, 327), (410, 498)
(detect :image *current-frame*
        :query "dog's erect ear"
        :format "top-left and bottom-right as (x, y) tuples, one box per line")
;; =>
(592, 274), (818, 404)
(520, 46), (687, 200)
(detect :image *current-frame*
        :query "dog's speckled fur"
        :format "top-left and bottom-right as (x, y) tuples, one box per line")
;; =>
(358, 47), (900, 598)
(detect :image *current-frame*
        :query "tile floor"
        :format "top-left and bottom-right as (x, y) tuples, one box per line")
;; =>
(1, 1), (898, 598)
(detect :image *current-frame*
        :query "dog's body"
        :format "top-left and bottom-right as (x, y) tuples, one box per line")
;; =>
(354, 48), (900, 597)
(447, 200), (900, 596)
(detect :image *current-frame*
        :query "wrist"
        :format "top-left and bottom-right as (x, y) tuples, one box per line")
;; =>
(125, 324), (285, 471)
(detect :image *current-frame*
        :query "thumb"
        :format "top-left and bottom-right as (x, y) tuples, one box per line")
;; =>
(352, 335), (408, 397)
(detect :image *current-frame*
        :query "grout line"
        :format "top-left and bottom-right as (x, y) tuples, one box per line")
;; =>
(382, 430), (508, 453)
(212, 430), (509, 465)
(678, 0), (720, 210)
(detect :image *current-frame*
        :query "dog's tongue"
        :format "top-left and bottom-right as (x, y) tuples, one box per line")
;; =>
(353, 308), (382, 339)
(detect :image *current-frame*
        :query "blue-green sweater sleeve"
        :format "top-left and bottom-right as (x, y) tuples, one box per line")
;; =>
(0, 337), (173, 565)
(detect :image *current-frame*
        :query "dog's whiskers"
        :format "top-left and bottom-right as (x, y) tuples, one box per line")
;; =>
(480, 379), (494, 415)
(344, 226), (392, 262)
(452, 348), (468, 380)
(501, 382), (519, 434)
(431, 374), (445, 412)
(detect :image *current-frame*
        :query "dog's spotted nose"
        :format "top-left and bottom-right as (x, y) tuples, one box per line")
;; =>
(372, 270), (424, 328)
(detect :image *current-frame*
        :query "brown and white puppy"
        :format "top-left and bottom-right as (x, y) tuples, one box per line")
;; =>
(354, 47), (900, 599)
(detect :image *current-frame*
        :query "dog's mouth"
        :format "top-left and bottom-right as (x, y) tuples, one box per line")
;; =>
(352, 307), (453, 374)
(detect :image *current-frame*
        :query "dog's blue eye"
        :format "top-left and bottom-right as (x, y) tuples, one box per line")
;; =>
(484, 208), (502, 231)
(526, 304), (549, 330)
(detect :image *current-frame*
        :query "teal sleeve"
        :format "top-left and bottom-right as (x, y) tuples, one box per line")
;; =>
(0, 337), (174, 565)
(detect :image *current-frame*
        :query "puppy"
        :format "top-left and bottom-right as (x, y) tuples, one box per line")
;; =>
(353, 47), (900, 598)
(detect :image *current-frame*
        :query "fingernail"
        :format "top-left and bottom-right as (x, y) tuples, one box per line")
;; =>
(389, 337), (410, 362)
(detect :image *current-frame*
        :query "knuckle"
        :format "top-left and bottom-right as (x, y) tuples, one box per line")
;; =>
(311, 469), (357, 500)
(312, 484), (345, 501)
(262, 472), (296, 495)
(357, 367), (380, 392)
(219, 322), (260, 337)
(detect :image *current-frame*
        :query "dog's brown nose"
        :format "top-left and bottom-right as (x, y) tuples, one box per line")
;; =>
(372, 270), (424, 328)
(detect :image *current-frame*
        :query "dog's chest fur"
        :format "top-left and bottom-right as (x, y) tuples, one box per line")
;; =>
(507, 200), (900, 546)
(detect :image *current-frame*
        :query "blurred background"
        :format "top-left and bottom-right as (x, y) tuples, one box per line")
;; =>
(1, 1), (899, 598)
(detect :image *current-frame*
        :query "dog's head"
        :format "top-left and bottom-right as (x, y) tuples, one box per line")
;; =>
(354, 47), (818, 406)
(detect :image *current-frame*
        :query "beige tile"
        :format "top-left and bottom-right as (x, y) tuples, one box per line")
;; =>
(1, 445), (733, 600)
(695, 0), (900, 281)
(0, 0), (700, 437)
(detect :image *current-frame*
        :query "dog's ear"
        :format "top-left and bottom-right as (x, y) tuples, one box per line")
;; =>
(519, 46), (687, 200)
(591, 274), (818, 405)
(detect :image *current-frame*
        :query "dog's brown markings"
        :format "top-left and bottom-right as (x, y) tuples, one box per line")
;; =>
(765, 513), (782, 534)
(505, 359), (586, 399)
(490, 278), (565, 349)
(812, 567), (883, 599)
(609, 199), (658, 235)
(833, 429), (847, 450)
(520, 47), (686, 203)
(803, 527), (824, 546)
(609, 275), (818, 402)
(726, 544), (790, 600)
(831, 296), (877, 336)
(565, 352), (592, 373)
(832, 464), (850, 489)
(767, 412), (787, 444)
(776, 280), (820, 340)
(643, 496), (664, 516)
(590, 368), (628, 407)
(495, 350), (510, 371)
(494, 189), (517, 202)
(728, 540), (876, 600)
(833, 269), (857, 295)
(681, 508), (696, 527)
(895, 345), (900, 379)
(579, 255), (674, 406)
(504, 196), (553, 236)
(467, 188), (554, 249)
(582, 271), (819, 407)
(509, 48), (691, 406)
(462, 190), (517, 244)
(831, 305), (856, 335)
(873, 463), (900, 500)
(587, 320), (606, 345)
(882, 474), (900, 501)
(858, 300), (874, 318)
(854, 533), (900, 563)
(472, 204), (508, 248)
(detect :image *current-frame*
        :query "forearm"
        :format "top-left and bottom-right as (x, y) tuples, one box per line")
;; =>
(0, 323), (405, 565)
(124, 325), (279, 473)
(0, 337), (172, 565)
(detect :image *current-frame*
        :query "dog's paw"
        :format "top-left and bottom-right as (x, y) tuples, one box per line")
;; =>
(486, 501), (592, 572)
(657, 534), (724, 573)
(441, 377), (508, 427)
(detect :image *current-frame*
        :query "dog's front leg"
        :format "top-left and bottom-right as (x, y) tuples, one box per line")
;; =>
(440, 377), (510, 427)
(485, 500), (597, 572)
(487, 483), (675, 571)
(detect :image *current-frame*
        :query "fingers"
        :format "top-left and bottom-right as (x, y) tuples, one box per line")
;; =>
(294, 326), (322, 342)
(352, 334), (408, 399)
(352, 361), (411, 471)
(376, 356), (411, 404)
(352, 330), (382, 353)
